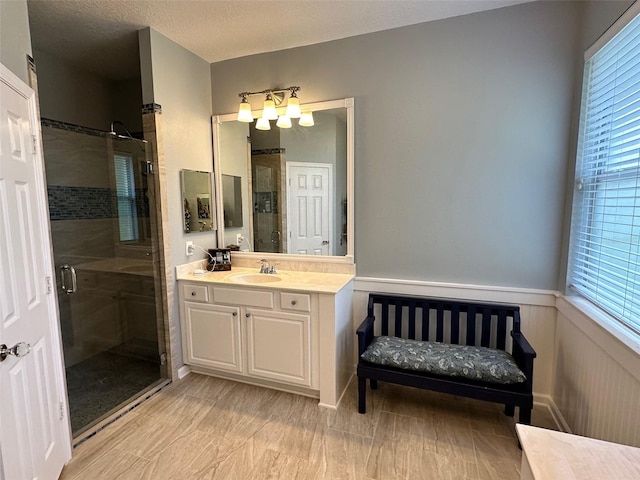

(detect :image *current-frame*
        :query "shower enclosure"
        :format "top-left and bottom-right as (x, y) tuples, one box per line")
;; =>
(42, 119), (168, 437)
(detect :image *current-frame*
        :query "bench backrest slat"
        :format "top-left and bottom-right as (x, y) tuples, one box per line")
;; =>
(367, 293), (520, 352)
(408, 300), (417, 340)
(395, 299), (403, 338)
(481, 307), (492, 346)
(451, 304), (460, 345)
(436, 302), (444, 343)
(466, 305), (476, 345)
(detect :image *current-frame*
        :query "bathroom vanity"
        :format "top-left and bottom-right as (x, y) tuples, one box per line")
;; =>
(177, 266), (354, 407)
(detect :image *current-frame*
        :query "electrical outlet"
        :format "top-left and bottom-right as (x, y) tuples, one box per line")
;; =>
(185, 241), (194, 256)
(236, 233), (243, 245)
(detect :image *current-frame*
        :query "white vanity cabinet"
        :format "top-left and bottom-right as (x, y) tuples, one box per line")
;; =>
(179, 282), (319, 390)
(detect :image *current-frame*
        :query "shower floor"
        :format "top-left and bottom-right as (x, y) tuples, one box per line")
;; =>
(65, 345), (161, 434)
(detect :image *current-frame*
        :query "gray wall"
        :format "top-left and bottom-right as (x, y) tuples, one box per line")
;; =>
(1, 0), (32, 84)
(139, 27), (214, 373)
(211, 1), (584, 290)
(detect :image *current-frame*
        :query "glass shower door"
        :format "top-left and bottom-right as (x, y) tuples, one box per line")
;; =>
(42, 121), (167, 436)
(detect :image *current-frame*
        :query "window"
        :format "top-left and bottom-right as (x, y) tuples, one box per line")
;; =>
(114, 154), (139, 242)
(568, 4), (640, 336)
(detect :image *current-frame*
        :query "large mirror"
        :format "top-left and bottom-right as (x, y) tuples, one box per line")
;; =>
(181, 169), (215, 233)
(213, 98), (354, 261)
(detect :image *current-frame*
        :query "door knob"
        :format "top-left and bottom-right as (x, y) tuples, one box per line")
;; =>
(0, 342), (31, 362)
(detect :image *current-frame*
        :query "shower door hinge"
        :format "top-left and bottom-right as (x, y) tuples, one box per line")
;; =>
(160, 352), (167, 366)
(59, 401), (65, 421)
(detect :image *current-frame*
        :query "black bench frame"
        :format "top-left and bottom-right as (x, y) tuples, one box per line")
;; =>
(356, 293), (536, 424)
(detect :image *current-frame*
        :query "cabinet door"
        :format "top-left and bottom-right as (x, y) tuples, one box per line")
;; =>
(184, 302), (242, 373)
(246, 309), (311, 386)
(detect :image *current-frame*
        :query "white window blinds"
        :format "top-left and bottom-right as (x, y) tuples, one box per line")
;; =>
(114, 154), (139, 242)
(569, 5), (640, 335)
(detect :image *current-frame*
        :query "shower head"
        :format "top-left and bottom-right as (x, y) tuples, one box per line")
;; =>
(108, 120), (147, 151)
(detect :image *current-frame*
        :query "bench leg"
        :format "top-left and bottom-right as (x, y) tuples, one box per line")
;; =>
(504, 405), (515, 417)
(358, 376), (367, 414)
(370, 379), (378, 390)
(519, 407), (532, 425)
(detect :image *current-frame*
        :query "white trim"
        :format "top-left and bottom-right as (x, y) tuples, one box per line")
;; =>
(354, 276), (558, 307)
(556, 295), (640, 383)
(534, 394), (571, 434)
(585, 0), (640, 60)
(177, 365), (192, 379)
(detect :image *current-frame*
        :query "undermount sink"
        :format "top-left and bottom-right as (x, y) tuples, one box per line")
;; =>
(119, 265), (153, 273)
(229, 273), (282, 284)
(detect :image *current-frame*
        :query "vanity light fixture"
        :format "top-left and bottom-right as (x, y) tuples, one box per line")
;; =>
(236, 86), (313, 128)
(237, 95), (253, 122)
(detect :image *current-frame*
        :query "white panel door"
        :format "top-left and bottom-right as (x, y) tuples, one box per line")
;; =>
(287, 163), (332, 255)
(0, 64), (71, 480)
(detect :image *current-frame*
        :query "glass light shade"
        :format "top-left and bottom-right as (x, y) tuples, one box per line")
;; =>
(262, 97), (278, 120)
(256, 117), (271, 130)
(237, 100), (253, 122)
(285, 96), (301, 118)
(276, 115), (292, 128)
(299, 111), (314, 127)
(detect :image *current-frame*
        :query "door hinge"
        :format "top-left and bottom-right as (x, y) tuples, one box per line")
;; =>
(32, 135), (38, 154)
(59, 401), (65, 420)
(160, 352), (167, 366)
(45, 276), (53, 294)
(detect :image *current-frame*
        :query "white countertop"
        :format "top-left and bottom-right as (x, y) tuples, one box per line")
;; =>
(516, 424), (640, 480)
(177, 266), (354, 294)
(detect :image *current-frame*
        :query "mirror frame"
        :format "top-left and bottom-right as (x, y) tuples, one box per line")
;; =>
(212, 97), (354, 264)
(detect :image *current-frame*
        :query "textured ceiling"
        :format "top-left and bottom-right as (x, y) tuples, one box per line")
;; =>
(27, 0), (533, 80)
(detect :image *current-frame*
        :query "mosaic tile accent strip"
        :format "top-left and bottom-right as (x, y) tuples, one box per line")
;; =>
(42, 118), (107, 138)
(142, 103), (162, 114)
(48, 185), (150, 221)
(27, 55), (36, 73)
(251, 148), (286, 155)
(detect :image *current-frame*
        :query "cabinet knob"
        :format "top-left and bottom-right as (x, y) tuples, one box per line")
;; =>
(291, 300), (297, 305)
(191, 291), (196, 296)
(232, 312), (237, 317)
(245, 313), (251, 318)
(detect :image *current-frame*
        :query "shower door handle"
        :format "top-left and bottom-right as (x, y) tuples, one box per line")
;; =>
(60, 264), (77, 295)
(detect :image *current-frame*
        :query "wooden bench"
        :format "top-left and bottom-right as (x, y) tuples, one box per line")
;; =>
(356, 293), (536, 424)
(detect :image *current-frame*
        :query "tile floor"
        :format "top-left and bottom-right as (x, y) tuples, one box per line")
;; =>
(60, 373), (557, 480)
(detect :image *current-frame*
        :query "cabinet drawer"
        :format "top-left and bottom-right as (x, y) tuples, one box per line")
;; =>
(213, 287), (274, 308)
(183, 284), (209, 302)
(280, 292), (311, 312)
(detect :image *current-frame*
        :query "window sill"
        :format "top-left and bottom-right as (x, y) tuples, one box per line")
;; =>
(557, 295), (640, 381)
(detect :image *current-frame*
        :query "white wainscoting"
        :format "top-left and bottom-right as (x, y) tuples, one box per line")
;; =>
(353, 277), (558, 401)
(553, 297), (640, 447)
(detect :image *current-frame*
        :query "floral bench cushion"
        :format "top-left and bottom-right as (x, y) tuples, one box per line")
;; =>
(360, 336), (526, 385)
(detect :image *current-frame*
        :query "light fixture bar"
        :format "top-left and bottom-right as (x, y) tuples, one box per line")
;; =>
(236, 86), (310, 128)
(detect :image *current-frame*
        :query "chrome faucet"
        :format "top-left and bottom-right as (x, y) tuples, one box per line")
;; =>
(259, 259), (270, 274)
(259, 259), (277, 274)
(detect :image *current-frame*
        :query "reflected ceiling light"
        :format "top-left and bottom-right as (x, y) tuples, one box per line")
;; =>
(237, 95), (253, 122)
(236, 86), (312, 129)
(256, 117), (271, 131)
(276, 115), (292, 128)
(298, 111), (314, 127)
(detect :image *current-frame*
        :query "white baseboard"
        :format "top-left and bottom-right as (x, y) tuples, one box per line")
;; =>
(534, 393), (571, 433)
(177, 365), (192, 379)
